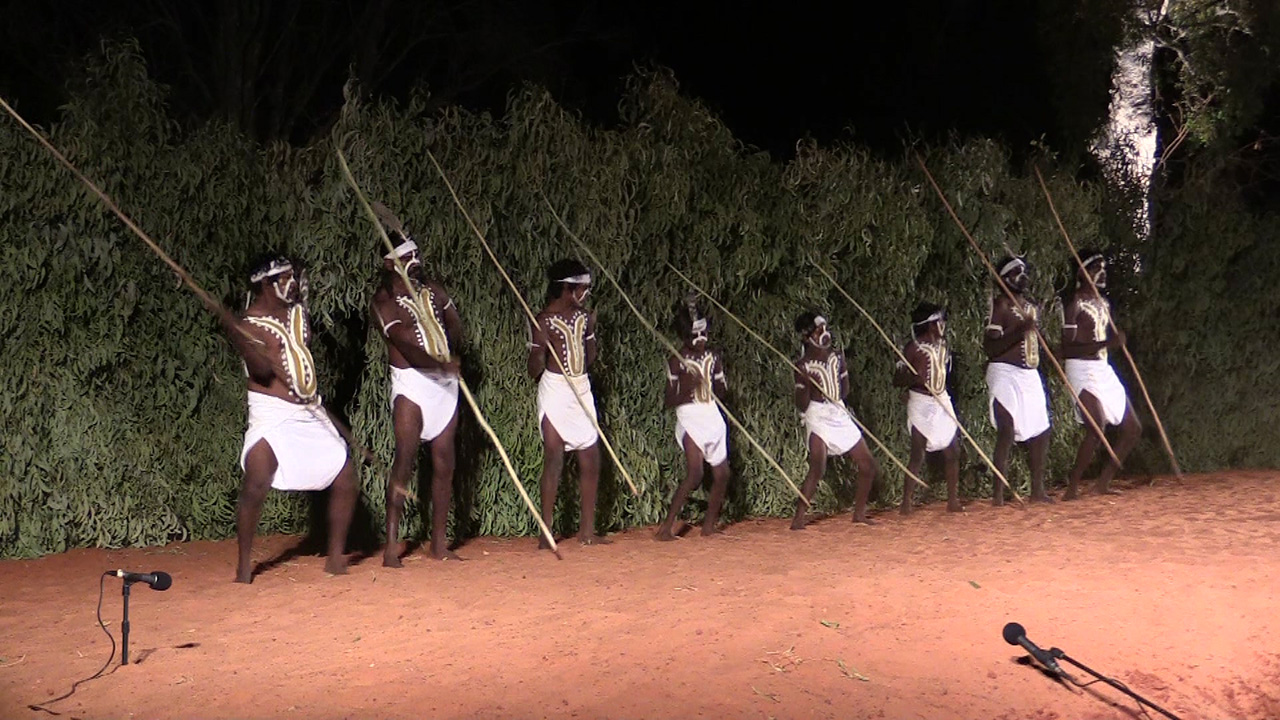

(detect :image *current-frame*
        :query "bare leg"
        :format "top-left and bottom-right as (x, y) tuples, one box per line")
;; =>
(702, 460), (730, 536)
(428, 408), (461, 560)
(942, 437), (961, 512)
(992, 401), (1016, 507)
(384, 397), (423, 568)
(848, 440), (878, 525)
(792, 433), (827, 530)
(657, 434), (704, 541)
(577, 442), (609, 545)
(901, 428), (928, 516)
(236, 440), (277, 584)
(539, 416), (565, 550)
(1065, 392), (1105, 500)
(1096, 402), (1141, 494)
(324, 458), (357, 576)
(1027, 427), (1053, 502)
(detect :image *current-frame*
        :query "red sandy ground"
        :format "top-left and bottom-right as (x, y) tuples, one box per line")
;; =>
(2, 471), (1279, 720)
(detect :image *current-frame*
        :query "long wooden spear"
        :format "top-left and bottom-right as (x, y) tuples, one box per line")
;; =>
(421, 148), (639, 497)
(335, 147), (562, 557)
(811, 261), (1022, 502)
(666, 263), (929, 492)
(1032, 165), (1183, 479)
(540, 194), (810, 507)
(914, 154), (1122, 466)
(0, 95), (388, 477)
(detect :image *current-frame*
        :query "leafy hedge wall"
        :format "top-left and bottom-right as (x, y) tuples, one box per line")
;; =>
(3, 44), (1266, 558)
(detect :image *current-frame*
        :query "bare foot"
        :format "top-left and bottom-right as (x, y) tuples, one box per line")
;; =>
(946, 501), (963, 513)
(538, 537), (555, 551)
(700, 526), (724, 537)
(1030, 494), (1056, 504)
(655, 528), (678, 542)
(579, 534), (612, 546)
(790, 517), (808, 531)
(1062, 487), (1080, 501)
(234, 567), (253, 584)
(431, 549), (464, 561)
(382, 553), (403, 569)
(1095, 484), (1122, 496)
(899, 504), (913, 517)
(853, 515), (876, 526)
(992, 497), (1005, 507)
(324, 556), (349, 576)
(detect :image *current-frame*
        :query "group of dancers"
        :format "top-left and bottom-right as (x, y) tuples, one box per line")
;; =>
(222, 224), (1141, 583)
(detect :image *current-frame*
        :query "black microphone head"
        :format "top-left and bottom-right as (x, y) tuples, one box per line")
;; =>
(1002, 622), (1025, 646)
(151, 571), (172, 591)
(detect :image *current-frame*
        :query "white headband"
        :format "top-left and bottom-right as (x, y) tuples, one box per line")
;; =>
(250, 258), (293, 284)
(557, 273), (591, 285)
(384, 239), (418, 260)
(999, 257), (1027, 278)
(913, 309), (946, 327)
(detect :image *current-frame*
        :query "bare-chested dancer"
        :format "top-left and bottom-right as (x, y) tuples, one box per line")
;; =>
(893, 303), (961, 514)
(792, 312), (879, 528)
(527, 259), (609, 546)
(371, 231), (465, 565)
(983, 255), (1053, 505)
(656, 296), (730, 540)
(221, 255), (357, 583)
(1061, 250), (1141, 499)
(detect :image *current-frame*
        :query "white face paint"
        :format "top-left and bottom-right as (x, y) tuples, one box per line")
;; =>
(690, 318), (708, 348)
(271, 271), (298, 304)
(809, 319), (832, 349)
(1092, 264), (1107, 290)
(572, 285), (591, 306)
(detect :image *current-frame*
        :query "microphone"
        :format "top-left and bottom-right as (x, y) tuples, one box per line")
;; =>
(1003, 622), (1066, 677)
(115, 570), (172, 591)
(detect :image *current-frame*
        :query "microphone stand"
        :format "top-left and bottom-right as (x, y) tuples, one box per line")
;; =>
(120, 581), (132, 666)
(1049, 647), (1181, 720)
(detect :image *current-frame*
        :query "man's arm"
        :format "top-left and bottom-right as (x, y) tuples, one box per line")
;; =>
(892, 345), (917, 388)
(584, 310), (598, 370)
(219, 312), (276, 385)
(663, 356), (681, 410)
(793, 367), (811, 412)
(527, 314), (549, 380)
(374, 293), (454, 372)
(838, 351), (851, 402)
(711, 352), (728, 399)
(1060, 303), (1114, 359)
(438, 285), (464, 354)
(983, 299), (1033, 358)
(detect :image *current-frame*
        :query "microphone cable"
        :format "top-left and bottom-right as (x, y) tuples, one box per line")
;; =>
(1066, 670), (1159, 720)
(28, 571), (118, 716)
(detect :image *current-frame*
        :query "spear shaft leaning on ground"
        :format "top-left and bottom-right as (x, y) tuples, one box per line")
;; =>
(422, 148), (639, 498)
(540, 194), (809, 508)
(335, 147), (562, 557)
(810, 261), (1022, 503)
(666, 263), (929, 492)
(0, 95), (382, 475)
(1032, 165), (1182, 480)
(914, 154), (1122, 467)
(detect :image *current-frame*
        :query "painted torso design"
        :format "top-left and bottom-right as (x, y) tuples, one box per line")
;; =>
(1066, 295), (1111, 361)
(987, 295), (1039, 369)
(670, 349), (722, 404)
(800, 352), (844, 404)
(245, 304), (317, 402)
(908, 339), (949, 395)
(545, 309), (590, 377)
(395, 284), (450, 358)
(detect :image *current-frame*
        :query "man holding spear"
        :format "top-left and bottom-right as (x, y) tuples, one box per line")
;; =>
(983, 256), (1054, 505)
(793, 312), (879, 528)
(225, 254), (359, 583)
(1061, 251), (1142, 499)
(893, 303), (962, 514)
(657, 296), (731, 540)
(528, 259), (610, 546)
(371, 223), (465, 565)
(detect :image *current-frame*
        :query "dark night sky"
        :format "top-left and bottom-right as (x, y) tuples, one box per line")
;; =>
(0, 0), (1058, 158)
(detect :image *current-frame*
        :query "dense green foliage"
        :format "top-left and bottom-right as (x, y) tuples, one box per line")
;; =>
(2, 44), (1274, 558)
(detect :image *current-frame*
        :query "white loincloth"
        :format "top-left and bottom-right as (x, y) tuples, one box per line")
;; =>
(803, 401), (864, 456)
(240, 392), (347, 491)
(389, 365), (459, 442)
(674, 401), (729, 466)
(537, 371), (599, 451)
(907, 390), (959, 452)
(985, 362), (1051, 442)
(1064, 358), (1128, 427)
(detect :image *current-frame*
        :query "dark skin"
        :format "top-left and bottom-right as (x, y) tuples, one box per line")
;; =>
(220, 269), (357, 584)
(1061, 262), (1142, 499)
(527, 282), (608, 546)
(892, 320), (961, 515)
(371, 252), (465, 565)
(656, 332), (730, 541)
(791, 322), (879, 529)
(983, 269), (1052, 506)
